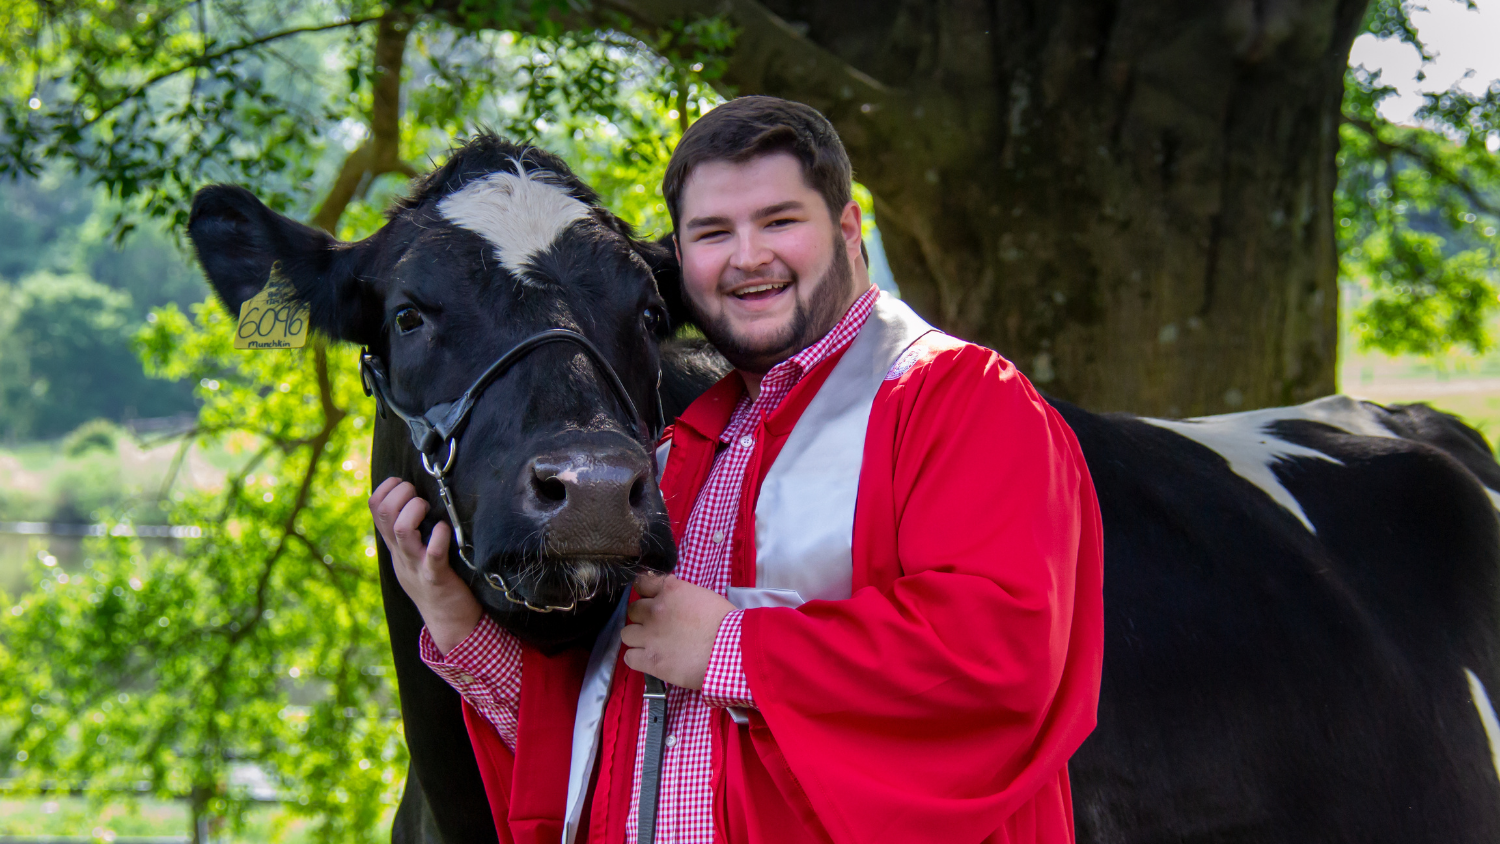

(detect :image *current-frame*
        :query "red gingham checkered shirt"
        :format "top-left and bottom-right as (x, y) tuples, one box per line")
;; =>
(421, 285), (881, 843)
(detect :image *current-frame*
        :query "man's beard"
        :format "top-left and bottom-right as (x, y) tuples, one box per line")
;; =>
(689, 234), (855, 375)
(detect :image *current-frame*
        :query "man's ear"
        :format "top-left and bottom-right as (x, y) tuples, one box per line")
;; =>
(633, 233), (695, 332)
(187, 185), (382, 345)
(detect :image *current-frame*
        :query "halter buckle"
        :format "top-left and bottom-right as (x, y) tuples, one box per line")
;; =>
(420, 439), (458, 478)
(361, 328), (664, 614)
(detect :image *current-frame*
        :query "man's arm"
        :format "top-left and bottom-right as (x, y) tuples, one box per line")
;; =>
(416, 615), (523, 748)
(736, 345), (1105, 842)
(370, 479), (524, 748)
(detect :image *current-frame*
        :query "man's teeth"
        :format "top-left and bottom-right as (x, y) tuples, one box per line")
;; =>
(736, 282), (789, 296)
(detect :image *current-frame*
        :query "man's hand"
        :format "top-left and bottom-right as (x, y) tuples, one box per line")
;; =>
(621, 573), (735, 690)
(369, 477), (482, 656)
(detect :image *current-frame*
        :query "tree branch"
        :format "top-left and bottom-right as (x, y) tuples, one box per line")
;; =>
(223, 341), (346, 642)
(215, 439), (278, 523)
(1343, 114), (1500, 218)
(311, 11), (417, 234)
(601, 0), (892, 112)
(79, 15), (383, 131)
(422, 0), (900, 165)
(155, 427), (200, 501)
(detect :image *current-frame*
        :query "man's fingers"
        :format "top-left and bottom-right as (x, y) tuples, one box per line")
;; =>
(620, 622), (645, 649)
(369, 478), (406, 527)
(422, 522), (453, 577)
(634, 572), (669, 598)
(622, 646), (655, 675)
(372, 482), (416, 539)
(626, 597), (655, 624)
(369, 477), (403, 513)
(392, 495), (431, 559)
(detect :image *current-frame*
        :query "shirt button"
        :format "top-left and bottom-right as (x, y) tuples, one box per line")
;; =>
(457, 673), (475, 684)
(711, 530), (726, 544)
(665, 735), (677, 748)
(738, 435), (754, 448)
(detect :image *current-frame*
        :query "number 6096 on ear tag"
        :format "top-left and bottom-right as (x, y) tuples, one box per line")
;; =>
(234, 273), (310, 350)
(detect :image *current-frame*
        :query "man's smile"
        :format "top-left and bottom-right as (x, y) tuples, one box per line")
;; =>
(728, 280), (792, 302)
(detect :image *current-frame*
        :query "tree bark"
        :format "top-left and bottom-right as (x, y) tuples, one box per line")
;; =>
(609, 0), (1369, 415)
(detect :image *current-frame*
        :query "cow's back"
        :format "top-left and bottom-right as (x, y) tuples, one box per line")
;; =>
(1054, 395), (1500, 843)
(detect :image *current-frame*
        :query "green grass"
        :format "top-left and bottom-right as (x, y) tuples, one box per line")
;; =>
(0, 796), (187, 839)
(0, 795), (344, 842)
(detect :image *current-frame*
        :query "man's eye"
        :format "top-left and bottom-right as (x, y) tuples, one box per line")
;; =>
(394, 307), (423, 333)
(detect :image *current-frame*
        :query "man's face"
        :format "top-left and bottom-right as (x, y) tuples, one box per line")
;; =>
(676, 152), (867, 374)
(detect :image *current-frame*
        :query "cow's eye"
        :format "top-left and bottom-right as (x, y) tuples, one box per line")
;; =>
(394, 307), (423, 334)
(643, 305), (667, 335)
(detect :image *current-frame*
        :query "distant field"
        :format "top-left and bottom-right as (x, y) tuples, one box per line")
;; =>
(0, 429), (244, 597)
(1340, 344), (1500, 445)
(0, 429), (237, 519)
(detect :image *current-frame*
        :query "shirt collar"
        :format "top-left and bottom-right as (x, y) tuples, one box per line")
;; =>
(717, 285), (880, 442)
(778, 286), (879, 380)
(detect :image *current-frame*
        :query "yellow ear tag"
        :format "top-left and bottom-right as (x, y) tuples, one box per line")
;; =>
(234, 271), (309, 350)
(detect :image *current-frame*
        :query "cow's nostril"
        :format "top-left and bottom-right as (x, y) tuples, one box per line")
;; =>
(629, 476), (646, 508)
(534, 476), (567, 503)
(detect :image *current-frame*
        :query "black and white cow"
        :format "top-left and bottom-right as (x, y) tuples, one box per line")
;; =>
(187, 134), (1500, 842)
(188, 136), (719, 841)
(1061, 395), (1500, 842)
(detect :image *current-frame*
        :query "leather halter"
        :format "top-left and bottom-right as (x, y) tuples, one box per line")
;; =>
(360, 328), (662, 613)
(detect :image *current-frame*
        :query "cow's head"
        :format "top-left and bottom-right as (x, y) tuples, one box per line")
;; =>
(188, 136), (686, 649)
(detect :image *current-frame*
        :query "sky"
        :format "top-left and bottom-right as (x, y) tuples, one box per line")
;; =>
(1348, 0), (1500, 147)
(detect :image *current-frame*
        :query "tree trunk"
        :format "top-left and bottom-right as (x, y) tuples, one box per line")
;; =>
(618, 0), (1369, 415)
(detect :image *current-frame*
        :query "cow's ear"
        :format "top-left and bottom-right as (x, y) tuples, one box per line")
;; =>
(187, 184), (382, 345)
(633, 233), (695, 333)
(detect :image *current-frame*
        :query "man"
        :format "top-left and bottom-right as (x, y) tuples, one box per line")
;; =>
(370, 96), (1104, 843)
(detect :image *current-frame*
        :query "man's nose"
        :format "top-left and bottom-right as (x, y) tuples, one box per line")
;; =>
(730, 228), (773, 273)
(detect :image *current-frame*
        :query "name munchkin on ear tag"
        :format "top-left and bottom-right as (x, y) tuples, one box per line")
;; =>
(234, 266), (310, 350)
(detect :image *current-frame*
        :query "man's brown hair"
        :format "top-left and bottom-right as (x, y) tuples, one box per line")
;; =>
(663, 96), (854, 232)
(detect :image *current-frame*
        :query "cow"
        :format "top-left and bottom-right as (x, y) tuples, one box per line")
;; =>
(188, 135), (723, 840)
(187, 134), (1500, 843)
(1061, 396), (1500, 842)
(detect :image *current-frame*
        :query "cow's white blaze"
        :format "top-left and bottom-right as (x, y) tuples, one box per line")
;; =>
(1143, 395), (1400, 534)
(437, 164), (592, 279)
(1465, 668), (1500, 783)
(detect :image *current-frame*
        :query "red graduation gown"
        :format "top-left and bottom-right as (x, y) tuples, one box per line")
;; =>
(463, 333), (1105, 844)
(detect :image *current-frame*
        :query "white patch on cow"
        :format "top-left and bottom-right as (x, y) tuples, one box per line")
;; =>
(437, 162), (592, 279)
(1465, 668), (1500, 784)
(1143, 395), (1400, 534)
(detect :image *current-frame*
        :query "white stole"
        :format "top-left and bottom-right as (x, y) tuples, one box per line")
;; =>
(747, 294), (934, 607)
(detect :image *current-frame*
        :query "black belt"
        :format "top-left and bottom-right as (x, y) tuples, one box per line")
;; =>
(637, 674), (668, 843)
